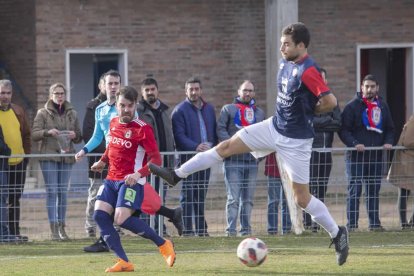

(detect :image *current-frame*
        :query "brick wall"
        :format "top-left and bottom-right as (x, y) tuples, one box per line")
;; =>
(299, 0), (414, 107)
(1, 0), (413, 123)
(34, 0), (266, 114)
(0, 0), (36, 117)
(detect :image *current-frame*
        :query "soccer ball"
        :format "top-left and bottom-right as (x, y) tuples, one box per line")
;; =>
(237, 237), (268, 267)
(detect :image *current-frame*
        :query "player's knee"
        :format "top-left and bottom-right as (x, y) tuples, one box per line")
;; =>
(113, 210), (129, 225)
(93, 209), (111, 224)
(292, 183), (311, 208)
(113, 214), (123, 225)
(294, 191), (311, 209)
(216, 140), (231, 157)
(295, 196), (308, 209)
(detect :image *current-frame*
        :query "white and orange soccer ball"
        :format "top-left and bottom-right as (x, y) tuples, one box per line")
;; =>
(236, 237), (268, 267)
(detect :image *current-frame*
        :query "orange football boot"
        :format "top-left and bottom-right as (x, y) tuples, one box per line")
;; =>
(159, 239), (176, 267)
(105, 258), (134, 273)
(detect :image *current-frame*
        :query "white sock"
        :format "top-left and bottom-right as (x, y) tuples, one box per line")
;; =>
(304, 196), (339, 238)
(175, 148), (223, 178)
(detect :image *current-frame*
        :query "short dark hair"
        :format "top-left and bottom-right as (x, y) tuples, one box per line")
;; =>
(102, 69), (121, 84)
(141, 78), (158, 89)
(282, 22), (310, 48)
(185, 77), (202, 89)
(116, 86), (138, 103)
(362, 74), (378, 85)
(320, 68), (327, 76)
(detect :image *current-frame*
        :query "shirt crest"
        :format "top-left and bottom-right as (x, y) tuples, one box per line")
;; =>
(125, 130), (132, 139)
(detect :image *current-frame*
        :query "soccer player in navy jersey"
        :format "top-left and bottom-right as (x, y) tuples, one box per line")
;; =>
(150, 22), (349, 266)
(91, 86), (176, 272)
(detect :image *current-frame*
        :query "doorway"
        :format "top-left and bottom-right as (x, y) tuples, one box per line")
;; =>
(357, 44), (414, 141)
(65, 49), (128, 126)
(64, 49), (128, 191)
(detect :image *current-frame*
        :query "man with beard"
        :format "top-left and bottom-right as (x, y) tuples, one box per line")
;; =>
(137, 77), (179, 236)
(340, 74), (395, 232)
(149, 22), (349, 266)
(303, 68), (342, 232)
(76, 71), (182, 252)
(76, 69), (124, 252)
(169, 77), (217, 237)
(216, 80), (265, 236)
(91, 86), (176, 272)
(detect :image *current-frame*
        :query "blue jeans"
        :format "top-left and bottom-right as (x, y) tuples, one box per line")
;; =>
(40, 161), (72, 223)
(345, 156), (382, 229)
(267, 176), (291, 234)
(223, 161), (258, 235)
(180, 169), (210, 236)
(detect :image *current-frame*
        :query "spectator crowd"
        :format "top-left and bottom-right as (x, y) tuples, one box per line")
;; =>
(0, 68), (413, 243)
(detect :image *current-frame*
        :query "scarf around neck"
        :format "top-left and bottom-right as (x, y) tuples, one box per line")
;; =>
(362, 96), (383, 133)
(234, 98), (256, 129)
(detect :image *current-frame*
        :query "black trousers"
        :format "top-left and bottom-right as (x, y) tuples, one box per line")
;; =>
(7, 159), (28, 236)
(398, 188), (414, 226)
(304, 151), (332, 227)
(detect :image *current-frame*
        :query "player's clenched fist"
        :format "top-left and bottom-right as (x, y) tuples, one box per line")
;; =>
(91, 160), (106, 173)
(124, 172), (142, 186)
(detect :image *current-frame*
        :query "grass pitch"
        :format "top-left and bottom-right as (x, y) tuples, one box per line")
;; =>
(1, 231), (414, 275)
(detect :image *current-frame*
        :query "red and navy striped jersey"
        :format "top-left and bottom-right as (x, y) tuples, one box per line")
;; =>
(101, 116), (161, 183)
(273, 55), (330, 139)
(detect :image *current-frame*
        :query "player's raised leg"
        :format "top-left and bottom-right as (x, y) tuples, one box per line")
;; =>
(149, 134), (251, 186)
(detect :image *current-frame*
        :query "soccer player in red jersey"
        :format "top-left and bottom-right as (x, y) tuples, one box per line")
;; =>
(91, 86), (176, 272)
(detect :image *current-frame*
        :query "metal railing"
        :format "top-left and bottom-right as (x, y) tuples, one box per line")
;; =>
(0, 146), (412, 240)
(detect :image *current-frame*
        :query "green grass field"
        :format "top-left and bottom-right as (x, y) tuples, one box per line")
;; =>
(1, 231), (414, 275)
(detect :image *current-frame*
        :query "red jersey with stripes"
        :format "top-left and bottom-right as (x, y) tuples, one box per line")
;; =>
(101, 116), (162, 183)
(273, 54), (330, 139)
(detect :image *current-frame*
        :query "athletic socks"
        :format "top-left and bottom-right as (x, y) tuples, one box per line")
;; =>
(120, 216), (165, 246)
(304, 195), (339, 238)
(94, 210), (128, 262)
(176, 147), (223, 178)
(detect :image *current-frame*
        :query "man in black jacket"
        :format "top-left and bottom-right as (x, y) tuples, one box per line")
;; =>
(339, 74), (395, 231)
(304, 68), (341, 232)
(81, 76), (110, 252)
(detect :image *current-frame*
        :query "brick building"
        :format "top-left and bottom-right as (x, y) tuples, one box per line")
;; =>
(0, 0), (413, 138)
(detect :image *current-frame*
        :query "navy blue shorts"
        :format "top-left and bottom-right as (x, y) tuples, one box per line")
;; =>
(96, 179), (144, 210)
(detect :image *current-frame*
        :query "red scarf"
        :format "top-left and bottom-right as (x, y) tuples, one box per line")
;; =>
(362, 96), (382, 133)
(235, 103), (256, 127)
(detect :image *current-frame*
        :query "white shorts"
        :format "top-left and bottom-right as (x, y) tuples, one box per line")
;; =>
(235, 117), (313, 184)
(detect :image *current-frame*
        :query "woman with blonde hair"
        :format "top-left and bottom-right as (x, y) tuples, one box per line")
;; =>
(32, 83), (82, 240)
